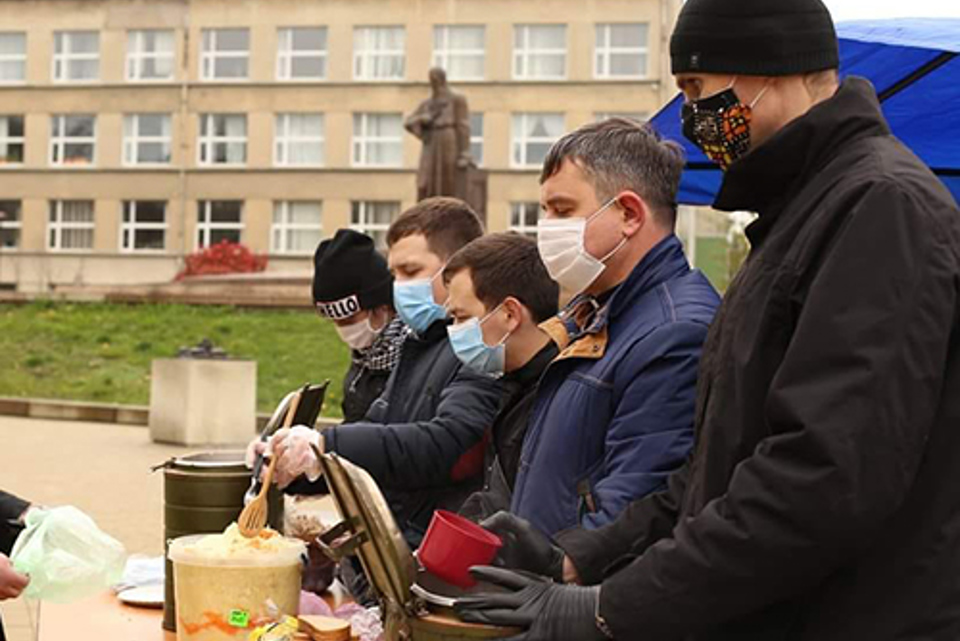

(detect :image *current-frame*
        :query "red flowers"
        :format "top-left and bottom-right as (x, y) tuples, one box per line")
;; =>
(175, 241), (268, 281)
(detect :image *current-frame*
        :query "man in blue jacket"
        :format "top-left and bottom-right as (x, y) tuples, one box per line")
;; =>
(506, 118), (720, 538)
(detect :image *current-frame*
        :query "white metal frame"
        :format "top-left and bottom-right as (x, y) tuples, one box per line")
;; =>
(123, 113), (172, 166)
(196, 200), (243, 249)
(0, 32), (26, 84)
(512, 24), (567, 81)
(353, 26), (405, 81)
(432, 25), (485, 81)
(0, 200), (21, 251)
(0, 115), (24, 165)
(48, 200), (95, 252)
(594, 23), (649, 80)
(52, 30), (99, 83)
(126, 29), (175, 82)
(511, 112), (564, 168)
(50, 114), (96, 167)
(271, 201), (323, 255)
(276, 27), (328, 81)
(120, 200), (167, 253)
(274, 113), (324, 167)
(350, 200), (399, 249)
(351, 113), (402, 168)
(509, 202), (540, 238)
(200, 28), (249, 82)
(469, 112), (484, 167)
(198, 113), (247, 166)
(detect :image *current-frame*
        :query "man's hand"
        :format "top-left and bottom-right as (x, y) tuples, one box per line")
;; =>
(480, 512), (566, 582)
(454, 567), (605, 641)
(269, 426), (324, 489)
(0, 553), (29, 601)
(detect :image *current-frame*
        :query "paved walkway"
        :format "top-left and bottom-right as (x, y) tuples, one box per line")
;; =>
(0, 416), (195, 641)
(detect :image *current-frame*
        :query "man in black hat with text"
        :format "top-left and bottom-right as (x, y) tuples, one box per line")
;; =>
(454, 0), (960, 639)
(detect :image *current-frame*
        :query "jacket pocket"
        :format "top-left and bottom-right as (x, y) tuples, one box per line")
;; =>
(576, 459), (605, 523)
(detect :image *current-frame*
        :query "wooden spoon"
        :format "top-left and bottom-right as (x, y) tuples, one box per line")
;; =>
(238, 391), (301, 538)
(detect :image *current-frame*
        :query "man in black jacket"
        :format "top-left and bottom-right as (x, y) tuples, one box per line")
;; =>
(441, 233), (560, 522)
(454, 1), (960, 639)
(1, 491), (32, 641)
(270, 198), (503, 546)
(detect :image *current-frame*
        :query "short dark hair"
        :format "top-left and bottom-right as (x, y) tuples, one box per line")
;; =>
(387, 197), (484, 260)
(540, 118), (685, 226)
(444, 233), (559, 323)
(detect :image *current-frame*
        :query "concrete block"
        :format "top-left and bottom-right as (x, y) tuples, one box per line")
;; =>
(149, 358), (257, 446)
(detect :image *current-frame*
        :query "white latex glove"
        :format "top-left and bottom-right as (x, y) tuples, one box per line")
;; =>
(269, 425), (324, 489)
(0, 553), (29, 600)
(244, 437), (269, 470)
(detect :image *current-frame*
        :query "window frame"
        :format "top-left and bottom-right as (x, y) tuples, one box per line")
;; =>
(199, 28), (250, 82)
(511, 112), (564, 169)
(197, 113), (247, 167)
(0, 200), (21, 251)
(50, 114), (97, 168)
(126, 29), (175, 82)
(509, 202), (540, 238)
(350, 200), (399, 250)
(432, 25), (485, 82)
(120, 200), (167, 253)
(351, 112), (403, 168)
(0, 32), (27, 84)
(353, 26), (406, 82)
(469, 112), (484, 167)
(48, 200), (95, 252)
(594, 23), (649, 80)
(512, 24), (567, 81)
(271, 200), (324, 255)
(0, 115), (25, 166)
(274, 113), (325, 167)
(276, 26), (328, 81)
(123, 113), (172, 166)
(196, 200), (244, 249)
(52, 30), (100, 83)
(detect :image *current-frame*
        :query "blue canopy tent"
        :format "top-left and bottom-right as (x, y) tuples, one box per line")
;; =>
(648, 19), (960, 206)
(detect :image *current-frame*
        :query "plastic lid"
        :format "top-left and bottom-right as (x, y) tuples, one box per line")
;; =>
(168, 526), (305, 568)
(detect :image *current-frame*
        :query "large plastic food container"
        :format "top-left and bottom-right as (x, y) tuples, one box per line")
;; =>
(168, 530), (305, 641)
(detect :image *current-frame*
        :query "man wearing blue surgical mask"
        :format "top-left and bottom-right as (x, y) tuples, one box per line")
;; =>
(266, 197), (503, 549)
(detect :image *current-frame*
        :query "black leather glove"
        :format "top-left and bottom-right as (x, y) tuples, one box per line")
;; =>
(454, 566), (607, 641)
(481, 511), (565, 582)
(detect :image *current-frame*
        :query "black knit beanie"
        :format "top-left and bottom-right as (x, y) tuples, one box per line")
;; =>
(671, 0), (839, 76)
(312, 229), (392, 320)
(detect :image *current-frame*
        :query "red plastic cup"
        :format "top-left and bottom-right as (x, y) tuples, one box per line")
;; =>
(418, 510), (503, 588)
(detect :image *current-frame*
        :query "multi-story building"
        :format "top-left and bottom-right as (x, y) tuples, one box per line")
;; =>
(0, 0), (681, 292)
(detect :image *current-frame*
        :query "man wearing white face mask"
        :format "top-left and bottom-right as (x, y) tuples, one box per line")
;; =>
(503, 117), (721, 541)
(312, 229), (408, 423)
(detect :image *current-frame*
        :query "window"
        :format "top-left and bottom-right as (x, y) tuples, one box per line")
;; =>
(201, 28), (249, 81)
(0, 116), (24, 164)
(513, 25), (566, 80)
(595, 24), (649, 79)
(510, 202), (540, 238)
(272, 201), (323, 254)
(352, 113), (402, 167)
(0, 33), (26, 82)
(53, 31), (99, 82)
(50, 114), (96, 166)
(198, 114), (246, 165)
(48, 200), (94, 251)
(469, 112), (483, 166)
(277, 27), (327, 80)
(127, 30), (174, 81)
(595, 112), (648, 123)
(351, 201), (399, 249)
(0, 200), (20, 250)
(511, 112), (564, 168)
(123, 114), (172, 165)
(353, 27), (405, 81)
(121, 201), (166, 251)
(197, 200), (243, 248)
(432, 26), (485, 81)
(275, 113), (324, 166)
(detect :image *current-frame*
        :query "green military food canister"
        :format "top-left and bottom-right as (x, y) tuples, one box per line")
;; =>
(160, 451), (284, 632)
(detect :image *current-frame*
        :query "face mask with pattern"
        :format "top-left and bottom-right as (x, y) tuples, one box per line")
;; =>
(681, 77), (770, 170)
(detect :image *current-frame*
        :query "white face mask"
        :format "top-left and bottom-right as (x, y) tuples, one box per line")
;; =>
(336, 316), (384, 351)
(536, 197), (627, 295)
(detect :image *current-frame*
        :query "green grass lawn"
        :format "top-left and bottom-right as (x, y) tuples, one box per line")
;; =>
(0, 301), (351, 417)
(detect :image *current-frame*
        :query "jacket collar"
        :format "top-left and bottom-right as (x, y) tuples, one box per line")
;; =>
(714, 77), (891, 245)
(410, 318), (449, 346)
(504, 341), (559, 387)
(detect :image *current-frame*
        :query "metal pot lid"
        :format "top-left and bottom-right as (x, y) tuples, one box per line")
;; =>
(316, 452), (416, 610)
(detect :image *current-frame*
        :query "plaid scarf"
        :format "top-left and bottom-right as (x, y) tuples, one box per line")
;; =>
(355, 315), (409, 372)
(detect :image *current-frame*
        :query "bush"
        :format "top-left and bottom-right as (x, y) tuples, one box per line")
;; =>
(175, 241), (268, 281)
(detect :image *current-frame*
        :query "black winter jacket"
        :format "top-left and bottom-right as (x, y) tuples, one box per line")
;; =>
(1, 491), (29, 641)
(558, 78), (960, 640)
(340, 360), (391, 424)
(323, 320), (503, 546)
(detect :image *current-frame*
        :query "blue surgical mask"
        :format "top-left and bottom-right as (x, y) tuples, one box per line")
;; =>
(446, 304), (511, 378)
(394, 272), (448, 335)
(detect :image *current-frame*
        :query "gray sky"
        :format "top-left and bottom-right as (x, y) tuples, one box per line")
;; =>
(823, 0), (960, 21)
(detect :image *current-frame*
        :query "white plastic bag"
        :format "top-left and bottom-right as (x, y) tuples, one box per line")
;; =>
(10, 506), (126, 603)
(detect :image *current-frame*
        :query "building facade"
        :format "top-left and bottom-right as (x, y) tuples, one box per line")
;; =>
(0, 0), (680, 292)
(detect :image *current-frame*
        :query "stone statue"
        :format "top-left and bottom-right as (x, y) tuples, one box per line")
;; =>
(405, 68), (472, 202)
